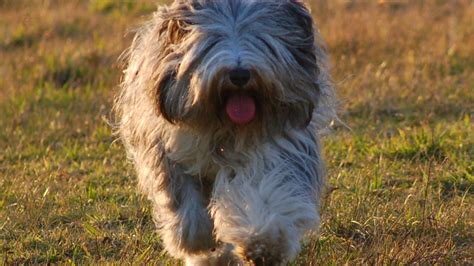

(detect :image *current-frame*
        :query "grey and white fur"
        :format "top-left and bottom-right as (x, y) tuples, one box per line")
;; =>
(114, 0), (337, 265)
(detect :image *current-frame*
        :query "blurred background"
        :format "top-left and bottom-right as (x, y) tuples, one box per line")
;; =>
(0, 0), (473, 264)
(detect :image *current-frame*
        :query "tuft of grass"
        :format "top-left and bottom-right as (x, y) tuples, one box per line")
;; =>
(1, 25), (37, 49)
(1, 0), (473, 264)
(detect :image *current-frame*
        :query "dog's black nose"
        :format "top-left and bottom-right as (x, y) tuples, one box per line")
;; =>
(229, 68), (251, 87)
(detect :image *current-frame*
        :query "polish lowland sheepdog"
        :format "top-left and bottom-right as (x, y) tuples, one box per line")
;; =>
(114, 0), (337, 265)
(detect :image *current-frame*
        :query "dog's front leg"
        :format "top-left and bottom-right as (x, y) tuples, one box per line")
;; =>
(140, 158), (216, 261)
(211, 132), (324, 265)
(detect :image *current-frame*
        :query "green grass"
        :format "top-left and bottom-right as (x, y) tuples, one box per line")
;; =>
(1, 1), (473, 264)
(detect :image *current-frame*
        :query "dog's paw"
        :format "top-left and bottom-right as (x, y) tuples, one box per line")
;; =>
(185, 243), (243, 266)
(233, 216), (300, 266)
(240, 240), (282, 266)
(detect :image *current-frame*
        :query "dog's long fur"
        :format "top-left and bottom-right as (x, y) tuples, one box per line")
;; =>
(114, 0), (336, 264)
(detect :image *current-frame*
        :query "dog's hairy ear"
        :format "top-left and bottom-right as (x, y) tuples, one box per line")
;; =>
(287, 101), (315, 128)
(153, 4), (193, 124)
(156, 70), (177, 123)
(286, 0), (315, 42)
(161, 17), (190, 46)
(158, 1), (195, 46)
(285, 0), (322, 128)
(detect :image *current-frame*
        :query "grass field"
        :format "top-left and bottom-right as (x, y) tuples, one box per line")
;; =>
(1, 0), (473, 264)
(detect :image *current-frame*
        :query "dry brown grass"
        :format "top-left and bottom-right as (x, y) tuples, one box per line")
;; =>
(1, 0), (473, 264)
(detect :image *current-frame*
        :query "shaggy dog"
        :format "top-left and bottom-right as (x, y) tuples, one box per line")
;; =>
(115, 0), (336, 265)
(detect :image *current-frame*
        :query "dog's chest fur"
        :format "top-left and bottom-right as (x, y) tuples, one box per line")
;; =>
(163, 126), (221, 178)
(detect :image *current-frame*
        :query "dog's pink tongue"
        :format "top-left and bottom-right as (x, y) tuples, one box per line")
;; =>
(225, 94), (256, 125)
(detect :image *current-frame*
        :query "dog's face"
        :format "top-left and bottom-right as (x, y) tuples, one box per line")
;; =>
(142, 0), (327, 144)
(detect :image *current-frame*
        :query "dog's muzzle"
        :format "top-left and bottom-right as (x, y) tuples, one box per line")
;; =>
(224, 68), (256, 125)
